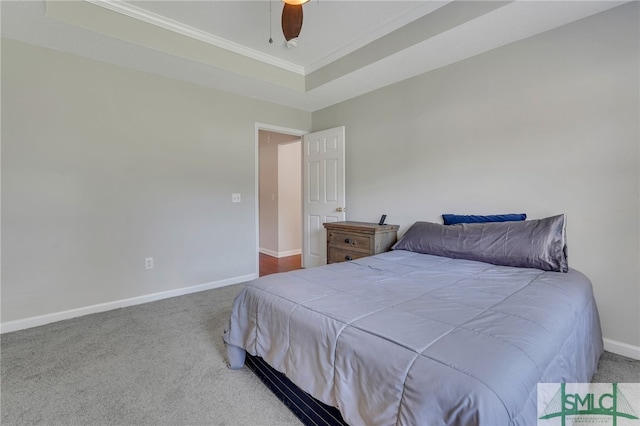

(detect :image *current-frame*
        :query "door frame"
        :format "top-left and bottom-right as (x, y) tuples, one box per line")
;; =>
(255, 122), (308, 275)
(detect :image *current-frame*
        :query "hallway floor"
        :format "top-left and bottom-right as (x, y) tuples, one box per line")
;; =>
(259, 253), (302, 277)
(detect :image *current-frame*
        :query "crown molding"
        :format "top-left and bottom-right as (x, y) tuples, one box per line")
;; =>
(85, 0), (306, 75)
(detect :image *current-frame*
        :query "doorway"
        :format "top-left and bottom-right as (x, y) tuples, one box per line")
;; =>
(254, 123), (345, 274)
(257, 127), (304, 275)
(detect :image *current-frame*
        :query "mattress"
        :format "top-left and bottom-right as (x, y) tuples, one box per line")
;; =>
(223, 250), (603, 425)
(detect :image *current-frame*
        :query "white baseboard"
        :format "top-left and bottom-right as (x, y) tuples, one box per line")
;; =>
(0, 273), (257, 334)
(603, 337), (640, 360)
(278, 249), (302, 257)
(259, 248), (301, 258)
(259, 248), (279, 257)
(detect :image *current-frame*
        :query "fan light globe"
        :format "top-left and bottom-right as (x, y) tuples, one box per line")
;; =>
(282, 0), (309, 5)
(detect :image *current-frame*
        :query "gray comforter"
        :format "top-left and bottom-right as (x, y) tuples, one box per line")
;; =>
(223, 250), (603, 425)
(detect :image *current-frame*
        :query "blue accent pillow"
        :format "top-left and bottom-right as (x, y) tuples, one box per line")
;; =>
(442, 213), (527, 225)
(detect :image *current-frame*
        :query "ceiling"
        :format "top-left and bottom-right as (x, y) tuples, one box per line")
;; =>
(1, 1), (627, 112)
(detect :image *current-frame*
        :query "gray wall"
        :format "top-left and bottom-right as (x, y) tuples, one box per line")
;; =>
(313, 3), (639, 348)
(1, 39), (310, 323)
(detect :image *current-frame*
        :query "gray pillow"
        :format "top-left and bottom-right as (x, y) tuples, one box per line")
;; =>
(392, 214), (568, 272)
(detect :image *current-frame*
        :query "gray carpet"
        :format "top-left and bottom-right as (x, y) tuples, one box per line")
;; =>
(1, 284), (301, 426)
(2, 284), (639, 425)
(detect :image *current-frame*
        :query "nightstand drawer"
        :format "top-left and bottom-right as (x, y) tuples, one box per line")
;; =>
(327, 231), (372, 252)
(327, 248), (369, 264)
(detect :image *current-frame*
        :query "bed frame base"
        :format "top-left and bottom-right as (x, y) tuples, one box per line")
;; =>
(245, 353), (348, 426)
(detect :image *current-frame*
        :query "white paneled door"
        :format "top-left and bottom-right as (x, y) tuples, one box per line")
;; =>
(302, 126), (346, 268)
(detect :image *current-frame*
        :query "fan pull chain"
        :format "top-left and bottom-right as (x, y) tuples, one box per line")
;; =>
(268, 0), (273, 44)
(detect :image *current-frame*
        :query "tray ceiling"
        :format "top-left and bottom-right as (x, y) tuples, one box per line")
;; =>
(1, 1), (627, 111)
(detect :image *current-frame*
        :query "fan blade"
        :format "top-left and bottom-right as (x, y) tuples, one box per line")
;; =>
(281, 3), (303, 41)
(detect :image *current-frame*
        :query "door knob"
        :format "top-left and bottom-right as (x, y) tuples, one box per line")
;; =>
(336, 207), (346, 212)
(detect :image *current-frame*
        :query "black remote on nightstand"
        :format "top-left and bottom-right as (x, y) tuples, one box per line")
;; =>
(378, 215), (387, 225)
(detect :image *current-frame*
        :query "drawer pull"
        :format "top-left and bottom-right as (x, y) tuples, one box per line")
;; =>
(345, 255), (353, 261)
(345, 238), (353, 244)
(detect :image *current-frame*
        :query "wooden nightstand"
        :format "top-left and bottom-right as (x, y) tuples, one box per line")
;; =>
(323, 221), (399, 264)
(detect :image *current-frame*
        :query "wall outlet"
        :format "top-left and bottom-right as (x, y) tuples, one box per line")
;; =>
(145, 257), (154, 269)
(232, 193), (241, 203)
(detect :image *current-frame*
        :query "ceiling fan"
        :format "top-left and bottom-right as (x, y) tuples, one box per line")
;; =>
(281, 0), (309, 48)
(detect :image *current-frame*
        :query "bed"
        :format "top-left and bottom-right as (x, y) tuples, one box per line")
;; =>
(223, 215), (603, 425)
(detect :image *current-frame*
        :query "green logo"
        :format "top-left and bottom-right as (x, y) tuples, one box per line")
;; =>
(539, 383), (639, 426)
